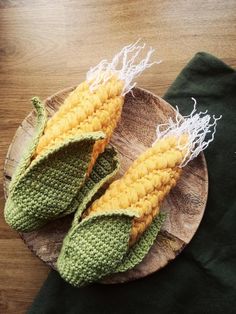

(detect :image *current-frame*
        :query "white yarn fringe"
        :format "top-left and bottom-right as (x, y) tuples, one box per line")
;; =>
(153, 98), (222, 167)
(86, 39), (161, 95)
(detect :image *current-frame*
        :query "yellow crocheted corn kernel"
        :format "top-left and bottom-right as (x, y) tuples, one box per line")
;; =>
(86, 135), (187, 246)
(87, 96), (124, 173)
(46, 81), (90, 130)
(34, 77), (124, 168)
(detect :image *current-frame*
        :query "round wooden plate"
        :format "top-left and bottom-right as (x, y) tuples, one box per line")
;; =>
(3, 87), (208, 284)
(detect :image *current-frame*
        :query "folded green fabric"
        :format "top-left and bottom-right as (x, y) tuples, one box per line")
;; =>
(5, 98), (119, 232)
(28, 52), (236, 314)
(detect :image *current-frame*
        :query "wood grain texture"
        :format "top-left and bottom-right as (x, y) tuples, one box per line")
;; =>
(3, 87), (208, 283)
(0, 0), (235, 313)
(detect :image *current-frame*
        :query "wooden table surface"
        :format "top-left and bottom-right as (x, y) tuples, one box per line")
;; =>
(0, 0), (235, 313)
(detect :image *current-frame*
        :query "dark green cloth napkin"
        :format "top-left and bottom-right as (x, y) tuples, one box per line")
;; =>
(28, 52), (236, 314)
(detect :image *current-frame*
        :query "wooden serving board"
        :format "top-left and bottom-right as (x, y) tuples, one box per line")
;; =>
(3, 87), (208, 284)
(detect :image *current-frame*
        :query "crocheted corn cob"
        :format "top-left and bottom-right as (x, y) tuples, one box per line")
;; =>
(86, 135), (184, 246)
(4, 41), (158, 232)
(4, 98), (119, 232)
(58, 101), (221, 287)
(35, 76), (124, 174)
(35, 41), (158, 173)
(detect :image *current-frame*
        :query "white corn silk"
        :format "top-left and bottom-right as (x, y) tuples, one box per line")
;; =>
(86, 40), (161, 95)
(153, 98), (222, 167)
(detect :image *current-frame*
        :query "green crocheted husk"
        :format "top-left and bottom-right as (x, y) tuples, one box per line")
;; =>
(9, 97), (47, 193)
(71, 148), (119, 225)
(11, 131), (104, 220)
(4, 97), (120, 232)
(4, 147), (119, 232)
(57, 213), (133, 287)
(4, 132), (103, 230)
(115, 213), (165, 273)
(57, 211), (164, 287)
(4, 197), (47, 231)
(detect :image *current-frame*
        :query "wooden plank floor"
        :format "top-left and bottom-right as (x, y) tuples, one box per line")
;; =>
(0, 0), (235, 313)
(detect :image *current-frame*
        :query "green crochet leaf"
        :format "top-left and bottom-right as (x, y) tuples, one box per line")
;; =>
(115, 213), (165, 273)
(58, 210), (165, 287)
(71, 147), (119, 225)
(5, 98), (49, 231)
(9, 97), (47, 193)
(4, 196), (47, 232)
(57, 212), (133, 287)
(4, 147), (119, 232)
(7, 132), (104, 224)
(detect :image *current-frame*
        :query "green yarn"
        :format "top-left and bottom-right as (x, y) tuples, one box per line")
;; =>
(57, 213), (133, 287)
(72, 148), (119, 226)
(64, 147), (119, 220)
(4, 98), (120, 232)
(12, 133), (103, 220)
(4, 196), (47, 231)
(57, 211), (165, 287)
(5, 97), (49, 231)
(9, 97), (47, 193)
